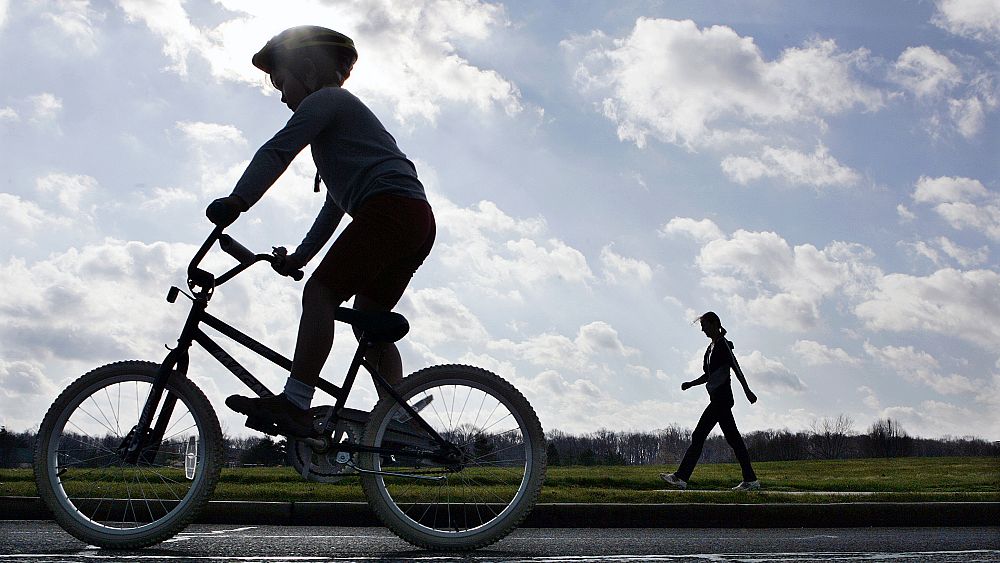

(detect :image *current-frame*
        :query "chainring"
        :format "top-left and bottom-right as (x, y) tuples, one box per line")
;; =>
(287, 406), (364, 483)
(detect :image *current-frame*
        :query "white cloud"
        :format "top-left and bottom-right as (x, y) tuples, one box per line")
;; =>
(0, 107), (16, 121)
(897, 204), (916, 221)
(913, 175), (988, 203)
(891, 46), (962, 99)
(948, 95), (987, 137)
(902, 236), (990, 267)
(139, 186), (199, 211)
(934, 201), (1000, 240)
(0, 193), (59, 235)
(932, 0), (1000, 42)
(117, 0), (521, 123)
(40, 0), (102, 55)
(0, 239), (192, 364)
(177, 120), (247, 146)
(913, 176), (1000, 241)
(696, 230), (879, 330)
(28, 93), (63, 123)
(600, 245), (652, 285)
(937, 236), (990, 266)
(855, 269), (1000, 349)
(489, 321), (637, 373)
(0, 359), (54, 399)
(721, 143), (861, 188)
(397, 287), (489, 348)
(792, 339), (861, 366)
(857, 385), (881, 410)
(36, 173), (98, 213)
(738, 350), (807, 393)
(569, 18), (883, 149)
(659, 217), (724, 243)
(864, 342), (977, 395)
(433, 197), (592, 290)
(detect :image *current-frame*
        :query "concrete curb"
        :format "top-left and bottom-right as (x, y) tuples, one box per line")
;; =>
(5, 497), (998, 527)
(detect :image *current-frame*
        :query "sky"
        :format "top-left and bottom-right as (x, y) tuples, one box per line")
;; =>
(1, 0), (998, 441)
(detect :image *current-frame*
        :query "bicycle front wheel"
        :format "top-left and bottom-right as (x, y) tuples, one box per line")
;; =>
(359, 365), (546, 550)
(34, 360), (223, 549)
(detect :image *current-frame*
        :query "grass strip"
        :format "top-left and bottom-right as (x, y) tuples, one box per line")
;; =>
(3, 457), (997, 504)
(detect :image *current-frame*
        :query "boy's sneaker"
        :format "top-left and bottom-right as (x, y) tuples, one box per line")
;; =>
(659, 473), (687, 489)
(732, 480), (761, 491)
(226, 393), (316, 438)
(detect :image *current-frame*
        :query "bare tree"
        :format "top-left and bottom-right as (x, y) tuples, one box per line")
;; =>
(865, 418), (912, 458)
(808, 414), (856, 459)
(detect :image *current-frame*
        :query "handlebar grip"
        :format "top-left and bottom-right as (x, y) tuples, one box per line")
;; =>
(219, 234), (255, 264)
(290, 270), (304, 281)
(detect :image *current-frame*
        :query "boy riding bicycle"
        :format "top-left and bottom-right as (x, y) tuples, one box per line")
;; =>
(206, 25), (435, 438)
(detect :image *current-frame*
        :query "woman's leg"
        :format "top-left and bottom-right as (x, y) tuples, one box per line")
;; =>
(717, 407), (757, 482)
(675, 403), (721, 481)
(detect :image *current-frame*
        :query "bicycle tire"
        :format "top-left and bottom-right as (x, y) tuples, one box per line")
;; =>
(359, 364), (546, 550)
(34, 360), (223, 549)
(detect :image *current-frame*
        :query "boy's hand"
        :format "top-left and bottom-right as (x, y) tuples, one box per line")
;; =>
(206, 195), (247, 227)
(271, 247), (307, 276)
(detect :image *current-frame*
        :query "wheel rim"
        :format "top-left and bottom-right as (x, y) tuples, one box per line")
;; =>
(371, 377), (535, 539)
(45, 373), (207, 535)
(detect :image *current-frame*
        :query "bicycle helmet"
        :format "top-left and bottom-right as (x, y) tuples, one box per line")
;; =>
(252, 25), (358, 74)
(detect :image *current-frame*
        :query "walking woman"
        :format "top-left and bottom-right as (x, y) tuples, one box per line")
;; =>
(660, 312), (760, 490)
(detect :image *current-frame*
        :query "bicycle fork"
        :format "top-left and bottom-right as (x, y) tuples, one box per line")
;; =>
(122, 300), (202, 465)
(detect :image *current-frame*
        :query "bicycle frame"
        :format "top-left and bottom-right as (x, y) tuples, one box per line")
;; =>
(124, 227), (450, 465)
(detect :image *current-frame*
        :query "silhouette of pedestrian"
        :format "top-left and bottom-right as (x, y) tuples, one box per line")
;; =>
(660, 312), (760, 490)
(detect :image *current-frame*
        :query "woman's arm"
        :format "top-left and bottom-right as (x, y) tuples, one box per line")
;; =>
(724, 340), (757, 404)
(682, 373), (709, 391)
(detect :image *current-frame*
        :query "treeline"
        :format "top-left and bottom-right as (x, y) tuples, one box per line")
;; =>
(3, 416), (998, 469)
(545, 417), (1000, 466)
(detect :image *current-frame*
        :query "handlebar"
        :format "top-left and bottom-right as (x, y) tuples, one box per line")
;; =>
(219, 234), (304, 281)
(184, 228), (303, 297)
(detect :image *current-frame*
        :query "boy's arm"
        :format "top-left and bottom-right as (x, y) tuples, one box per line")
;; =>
(230, 92), (336, 209)
(294, 195), (345, 263)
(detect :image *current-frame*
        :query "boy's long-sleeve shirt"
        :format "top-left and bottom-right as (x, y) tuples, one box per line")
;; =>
(231, 86), (425, 260)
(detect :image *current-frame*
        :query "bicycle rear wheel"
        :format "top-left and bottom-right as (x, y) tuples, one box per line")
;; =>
(359, 364), (546, 550)
(34, 360), (223, 548)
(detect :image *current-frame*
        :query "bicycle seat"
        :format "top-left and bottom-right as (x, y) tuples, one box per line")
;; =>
(335, 307), (410, 343)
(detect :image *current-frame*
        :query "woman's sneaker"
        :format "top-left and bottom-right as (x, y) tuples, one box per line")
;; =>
(659, 473), (687, 489)
(732, 480), (761, 491)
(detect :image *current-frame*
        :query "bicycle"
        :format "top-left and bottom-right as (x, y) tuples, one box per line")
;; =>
(33, 226), (547, 551)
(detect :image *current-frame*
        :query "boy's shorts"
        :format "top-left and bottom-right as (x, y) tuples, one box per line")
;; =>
(310, 193), (435, 310)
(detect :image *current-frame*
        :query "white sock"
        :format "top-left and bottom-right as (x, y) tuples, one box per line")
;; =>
(283, 378), (314, 411)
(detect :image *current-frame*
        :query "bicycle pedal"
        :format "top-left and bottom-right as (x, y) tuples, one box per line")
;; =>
(245, 416), (280, 436)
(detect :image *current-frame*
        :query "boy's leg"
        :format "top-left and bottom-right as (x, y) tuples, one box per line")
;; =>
(353, 294), (403, 393)
(675, 402), (721, 482)
(285, 277), (347, 407)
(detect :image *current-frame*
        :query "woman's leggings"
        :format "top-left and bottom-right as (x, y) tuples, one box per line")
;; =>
(676, 400), (757, 482)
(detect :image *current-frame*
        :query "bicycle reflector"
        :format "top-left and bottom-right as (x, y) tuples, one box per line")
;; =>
(185, 436), (198, 480)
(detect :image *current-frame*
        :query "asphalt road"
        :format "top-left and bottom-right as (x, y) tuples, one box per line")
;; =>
(0, 521), (997, 562)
